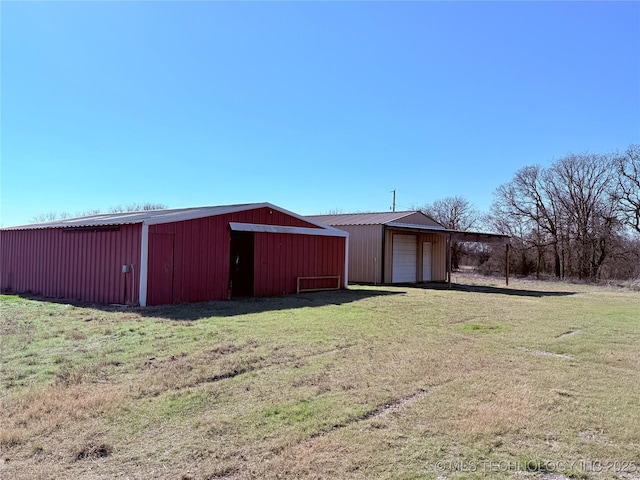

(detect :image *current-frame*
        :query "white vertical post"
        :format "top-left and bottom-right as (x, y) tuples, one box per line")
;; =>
(139, 223), (149, 306)
(344, 234), (349, 288)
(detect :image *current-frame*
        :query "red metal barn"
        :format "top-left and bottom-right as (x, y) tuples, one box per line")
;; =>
(0, 203), (348, 306)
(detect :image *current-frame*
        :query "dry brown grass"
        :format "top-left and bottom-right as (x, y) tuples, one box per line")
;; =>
(2, 384), (126, 448)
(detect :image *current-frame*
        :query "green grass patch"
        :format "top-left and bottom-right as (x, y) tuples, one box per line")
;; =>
(460, 322), (507, 333)
(0, 294), (23, 303)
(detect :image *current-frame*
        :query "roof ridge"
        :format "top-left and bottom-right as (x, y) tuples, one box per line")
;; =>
(2, 202), (276, 230)
(314, 210), (417, 216)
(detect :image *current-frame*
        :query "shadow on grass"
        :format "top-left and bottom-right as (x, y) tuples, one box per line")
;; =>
(412, 281), (576, 298)
(3, 279), (573, 321)
(138, 288), (403, 320)
(3, 288), (402, 320)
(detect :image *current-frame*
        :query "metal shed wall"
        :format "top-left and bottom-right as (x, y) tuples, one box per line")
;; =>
(383, 229), (446, 283)
(0, 225), (142, 304)
(323, 224), (383, 284)
(253, 232), (346, 297)
(146, 207), (341, 305)
(150, 215), (226, 304)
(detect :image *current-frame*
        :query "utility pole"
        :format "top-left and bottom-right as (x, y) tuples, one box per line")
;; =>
(391, 189), (396, 212)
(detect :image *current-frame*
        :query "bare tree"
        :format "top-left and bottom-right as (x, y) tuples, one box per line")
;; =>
(615, 144), (640, 233)
(485, 206), (537, 276)
(321, 208), (345, 215)
(490, 151), (625, 281)
(550, 153), (618, 280)
(31, 202), (167, 224)
(491, 165), (566, 278)
(417, 196), (480, 269)
(78, 209), (103, 217)
(418, 196), (479, 231)
(31, 211), (73, 223)
(109, 202), (168, 213)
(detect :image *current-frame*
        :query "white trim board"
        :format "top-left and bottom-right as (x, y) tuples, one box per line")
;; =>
(229, 222), (348, 237)
(139, 224), (149, 307)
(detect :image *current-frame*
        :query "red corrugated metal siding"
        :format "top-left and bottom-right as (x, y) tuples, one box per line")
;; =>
(149, 215), (230, 304)
(227, 207), (321, 228)
(147, 233), (175, 306)
(146, 207), (343, 305)
(0, 225), (141, 304)
(253, 233), (346, 297)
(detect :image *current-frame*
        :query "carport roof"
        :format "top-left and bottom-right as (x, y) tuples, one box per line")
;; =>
(309, 212), (510, 245)
(385, 222), (509, 245)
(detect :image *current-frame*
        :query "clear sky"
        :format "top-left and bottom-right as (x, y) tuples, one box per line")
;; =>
(2, 1), (639, 227)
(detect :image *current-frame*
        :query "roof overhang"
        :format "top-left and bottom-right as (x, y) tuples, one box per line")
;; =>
(449, 231), (510, 245)
(385, 222), (510, 245)
(385, 221), (446, 232)
(229, 222), (348, 238)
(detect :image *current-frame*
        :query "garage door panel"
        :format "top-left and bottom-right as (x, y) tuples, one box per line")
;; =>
(392, 234), (417, 283)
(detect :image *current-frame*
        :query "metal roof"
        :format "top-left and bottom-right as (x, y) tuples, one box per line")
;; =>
(2, 203), (335, 231)
(386, 222), (509, 243)
(309, 211), (429, 226)
(385, 221), (445, 231)
(308, 212), (509, 244)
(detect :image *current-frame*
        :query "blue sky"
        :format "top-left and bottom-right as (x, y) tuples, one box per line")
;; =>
(2, 1), (639, 227)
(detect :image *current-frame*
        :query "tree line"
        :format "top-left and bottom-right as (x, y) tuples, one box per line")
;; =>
(417, 144), (639, 282)
(31, 203), (168, 223)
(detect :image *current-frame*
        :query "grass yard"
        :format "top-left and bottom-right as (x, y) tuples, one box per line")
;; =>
(1, 274), (639, 479)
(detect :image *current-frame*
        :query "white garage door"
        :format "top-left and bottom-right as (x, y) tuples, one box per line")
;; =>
(392, 234), (417, 283)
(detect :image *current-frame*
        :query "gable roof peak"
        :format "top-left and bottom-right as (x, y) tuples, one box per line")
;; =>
(309, 210), (443, 227)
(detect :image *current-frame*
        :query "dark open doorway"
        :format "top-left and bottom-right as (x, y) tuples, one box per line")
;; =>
(229, 231), (254, 298)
